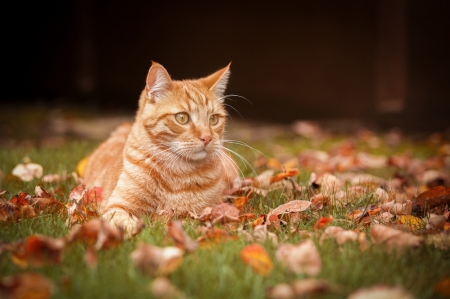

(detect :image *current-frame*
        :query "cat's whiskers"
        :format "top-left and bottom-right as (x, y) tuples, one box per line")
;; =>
(218, 145), (257, 176)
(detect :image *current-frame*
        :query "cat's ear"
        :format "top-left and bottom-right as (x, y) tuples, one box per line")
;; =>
(201, 63), (231, 99)
(145, 61), (173, 101)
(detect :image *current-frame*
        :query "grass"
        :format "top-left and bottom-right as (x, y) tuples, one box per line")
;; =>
(1, 132), (450, 299)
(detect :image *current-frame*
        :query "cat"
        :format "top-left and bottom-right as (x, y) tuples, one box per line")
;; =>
(82, 62), (238, 234)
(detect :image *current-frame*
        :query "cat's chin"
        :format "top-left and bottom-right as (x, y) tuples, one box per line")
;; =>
(188, 150), (208, 161)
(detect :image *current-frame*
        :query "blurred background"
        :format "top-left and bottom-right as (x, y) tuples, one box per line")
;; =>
(2, 0), (450, 143)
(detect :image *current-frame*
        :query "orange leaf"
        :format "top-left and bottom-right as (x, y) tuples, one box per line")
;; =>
(313, 215), (333, 230)
(233, 196), (250, 212)
(0, 273), (54, 299)
(11, 235), (65, 268)
(270, 168), (300, 183)
(413, 186), (450, 215)
(241, 243), (273, 276)
(434, 277), (450, 297)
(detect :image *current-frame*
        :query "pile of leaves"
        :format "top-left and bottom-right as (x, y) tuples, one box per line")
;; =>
(1, 126), (450, 299)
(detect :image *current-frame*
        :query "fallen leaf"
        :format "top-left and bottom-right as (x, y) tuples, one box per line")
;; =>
(270, 168), (300, 183)
(131, 242), (184, 276)
(434, 277), (450, 297)
(311, 193), (328, 210)
(270, 200), (311, 216)
(66, 219), (124, 250)
(398, 215), (424, 231)
(313, 215), (333, 230)
(196, 226), (238, 247)
(275, 239), (322, 276)
(428, 215), (446, 230)
(370, 224), (423, 252)
(149, 277), (186, 299)
(253, 224), (278, 245)
(241, 243), (273, 276)
(413, 186), (450, 215)
(381, 200), (412, 215)
(166, 220), (198, 253)
(210, 203), (240, 224)
(189, 207), (212, 222)
(0, 273), (54, 299)
(11, 163), (43, 182)
(11, 235), (65, 268)
(320, 226), (359, 246)
(347, 284), (415, 299)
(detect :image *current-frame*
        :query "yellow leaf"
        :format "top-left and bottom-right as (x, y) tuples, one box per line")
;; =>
(241, 244), (273, 276)
(398, 215), (424, 230)
(76, 156), (90, 178)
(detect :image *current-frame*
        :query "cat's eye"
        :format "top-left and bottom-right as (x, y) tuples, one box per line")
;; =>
(175, 112), (189, 125)
(209, 114), (219, 125)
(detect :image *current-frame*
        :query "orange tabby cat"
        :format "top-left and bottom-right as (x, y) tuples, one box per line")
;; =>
(83, 62), (238, 233)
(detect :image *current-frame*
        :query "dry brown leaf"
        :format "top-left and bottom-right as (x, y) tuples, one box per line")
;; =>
(0, 273), (54, 299)
(65, 184), (100, 227)
(66, 219), (125, 250)
(241, 243), (273, 276)
(310, 173), (342, 195)
(370, 224), (423, 252)
(320, 226), (360, 246)
(149, 277), (186, 299)
(196, 226), (238, 247)
(270, 200), (311, 216)
(11, 235), (65, 268)
(311, 193), (328, 210)
(413, 186), (450, 215)
(166, 220), (198, 253)
(210, 203), (240, 224)
(381, 200), (412, 215)
(253, 224), (278, 245)
(347, 284), (415, 299)
(131, 242), (183, 276)
(275, 239), (321, 276)
(189, 207), (212, 222)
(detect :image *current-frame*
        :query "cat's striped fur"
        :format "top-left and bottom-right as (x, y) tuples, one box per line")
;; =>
(83, 62), (237, 233)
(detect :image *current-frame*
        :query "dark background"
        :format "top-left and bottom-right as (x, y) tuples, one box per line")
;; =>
(3, 0), (450, 132)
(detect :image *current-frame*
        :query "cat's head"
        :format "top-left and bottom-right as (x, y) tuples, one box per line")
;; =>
(137, 62), (230, 162)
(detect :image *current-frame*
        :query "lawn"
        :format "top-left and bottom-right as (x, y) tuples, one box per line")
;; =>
(1, 120), (450, 299)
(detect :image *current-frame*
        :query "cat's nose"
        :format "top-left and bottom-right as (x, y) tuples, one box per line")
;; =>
(200, 135), (212, 146)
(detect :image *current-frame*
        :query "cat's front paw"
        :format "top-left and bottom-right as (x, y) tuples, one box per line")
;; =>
(102, 208), (144, 237)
